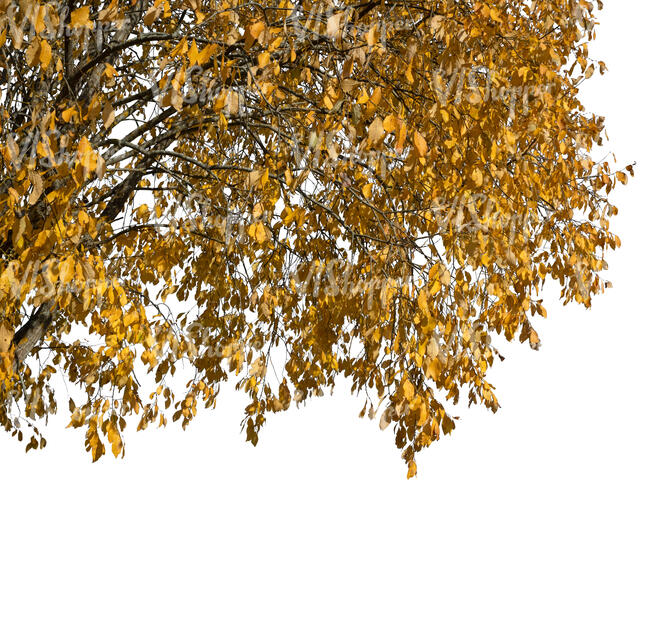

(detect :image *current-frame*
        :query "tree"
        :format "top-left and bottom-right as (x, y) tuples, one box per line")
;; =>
(0, 0), (630, 475)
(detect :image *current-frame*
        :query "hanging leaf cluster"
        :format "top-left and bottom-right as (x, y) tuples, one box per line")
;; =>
(0, 0), (630, 475)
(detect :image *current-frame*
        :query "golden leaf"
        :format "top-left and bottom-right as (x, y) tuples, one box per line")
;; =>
(327, 13), (344, 40)
(413, 130), (427, 157)
(59, 257), (75, 284)
(249, 21), (265, 40)
(39, 40), (52, 69)
(70, 7), (93, 29)
(407, 460), (417, 479)
(383, 114), (399, 134)
(258, 51), (271, 68)
(248, 222), (268, 244)
(368, 117), (386, 147)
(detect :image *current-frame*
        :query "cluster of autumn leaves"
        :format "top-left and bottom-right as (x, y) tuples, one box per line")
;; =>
(0, 0), (629, 475)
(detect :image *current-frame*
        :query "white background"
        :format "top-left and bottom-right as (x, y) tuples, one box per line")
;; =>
(1, 3), (649, 627)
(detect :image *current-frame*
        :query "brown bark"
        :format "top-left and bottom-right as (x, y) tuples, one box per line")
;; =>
(11, 299), (56, 367)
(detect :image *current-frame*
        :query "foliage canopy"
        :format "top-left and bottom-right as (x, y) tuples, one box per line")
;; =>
(0, 0), (629, 475)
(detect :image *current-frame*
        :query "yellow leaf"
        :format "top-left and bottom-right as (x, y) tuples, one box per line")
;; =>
(379, 409), (391, 430)
(107, 421), (123, 457)
(39, 39), (52, 69)
(143, 4), (162, 27)
(249, 21), (265, 40)
(529, 329), (541, 350)
(366, 25), (378, 47)
(70, 6), (92, 29)
(405, 63), (414, 84)
(188, 40), (199, 66)
(60, 257), (75, 284)
(28, 173), (43, 205)
(12, 215), (27, 248)
(197, 44), (218, 65)
(413, 130), (427, 157)
(369, 87), (382, 107)
(0, 323), (12, 352)
(327, 13), (343, 40)
(425, 356), (442, 380)
(407, 460), (417, 479)
(403, 379), (414, 401)
(226, 91), (240, 115)
(368, 117), (385, 147)
(258, 51), (271, 68)
(383, 114), (399, 134)
(102, 102), (115, 129)
(395, 122), (407, 153)
(25, 39), (40, 67)
(61, 107), (76, 123)
(171, 38), (189, 57)
(357, 87), (369, 105)
(104, 64), (117, 80)
(123, 310), (139, 327)
(417, 289), (429, 314)
(248, 222), (268, 244)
